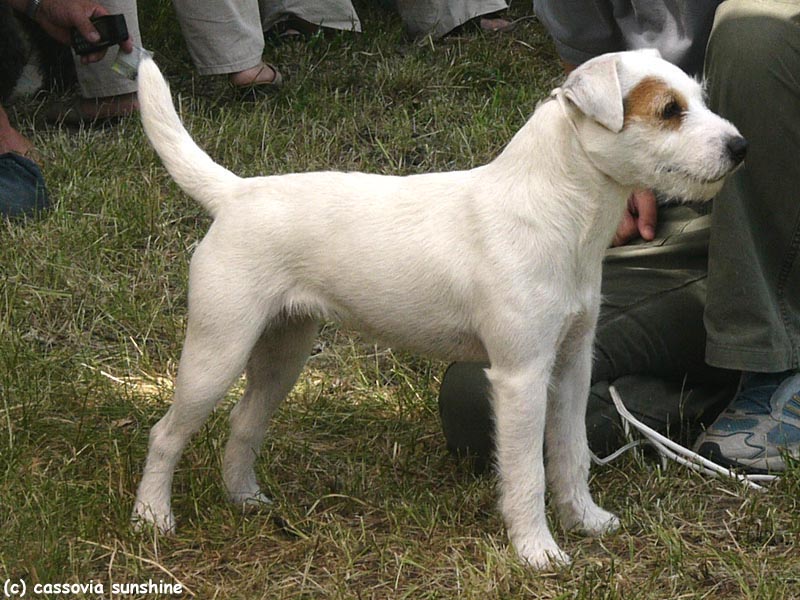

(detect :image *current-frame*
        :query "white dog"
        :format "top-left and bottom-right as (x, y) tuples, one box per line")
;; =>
(131, 50), (745, 568)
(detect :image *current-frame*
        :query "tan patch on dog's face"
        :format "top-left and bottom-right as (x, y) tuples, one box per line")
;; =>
(623, 77), (687, 130)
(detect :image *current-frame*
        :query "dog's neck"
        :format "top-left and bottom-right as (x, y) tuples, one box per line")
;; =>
(494, 96), (626, 189)
(489, 98), (630, 254)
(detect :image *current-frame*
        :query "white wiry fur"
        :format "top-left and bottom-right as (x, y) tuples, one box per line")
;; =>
(132, 51), (744, 568)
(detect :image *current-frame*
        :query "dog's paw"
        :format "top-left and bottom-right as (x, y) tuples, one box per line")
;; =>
(513, 537), (572, 570)
(228, 490), (273, 512)
(131, 502), (176, 535)
(562, 504), (620, 537)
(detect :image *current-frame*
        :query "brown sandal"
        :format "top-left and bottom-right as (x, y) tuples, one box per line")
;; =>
(44, 94), (138, 128)
(230, 63), (284, 99)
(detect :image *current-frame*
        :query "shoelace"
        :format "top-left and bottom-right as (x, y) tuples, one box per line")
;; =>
(589, 386), (779, 491)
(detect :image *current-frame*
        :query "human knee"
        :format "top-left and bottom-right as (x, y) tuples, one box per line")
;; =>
(708, 1), (796, 73)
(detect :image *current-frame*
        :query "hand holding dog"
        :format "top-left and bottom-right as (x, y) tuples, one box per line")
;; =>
(612, 189), (658, 246)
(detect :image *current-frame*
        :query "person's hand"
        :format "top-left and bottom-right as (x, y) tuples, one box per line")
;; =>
(25, 0), (133, 63)
(612, 189), (658, 247)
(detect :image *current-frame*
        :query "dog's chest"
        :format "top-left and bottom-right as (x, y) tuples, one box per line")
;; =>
(552, 255), (603, 322)
(551, 282), (601, 356)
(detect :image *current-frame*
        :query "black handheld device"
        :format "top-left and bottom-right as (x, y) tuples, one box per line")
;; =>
(71, 14), (129, 56)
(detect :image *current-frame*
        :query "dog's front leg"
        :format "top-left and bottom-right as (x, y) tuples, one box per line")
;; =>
(486, 360), (571, 568)
(545, 316), (619, 536)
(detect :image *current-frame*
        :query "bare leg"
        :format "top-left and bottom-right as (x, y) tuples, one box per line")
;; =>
(0, 105), (34, 158)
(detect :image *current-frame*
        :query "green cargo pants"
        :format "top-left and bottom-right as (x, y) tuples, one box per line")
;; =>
(704, 0), (800, 372)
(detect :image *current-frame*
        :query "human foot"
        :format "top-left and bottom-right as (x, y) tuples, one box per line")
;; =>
(695, 370), (800, 473)
(0, 105), (35, 158)
(46, 92), (138, 126)
(478, 15), (515, 33)
(0, 106), (49, 220)
(229, 63), (283, 91)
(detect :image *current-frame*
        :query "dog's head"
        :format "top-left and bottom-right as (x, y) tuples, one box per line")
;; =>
(557, 48), (746, 200)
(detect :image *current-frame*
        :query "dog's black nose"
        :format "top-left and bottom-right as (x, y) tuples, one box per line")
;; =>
(727, 136), (748, 165)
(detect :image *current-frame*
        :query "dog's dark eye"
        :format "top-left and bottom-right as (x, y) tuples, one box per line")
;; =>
(661, 100), (683, 120)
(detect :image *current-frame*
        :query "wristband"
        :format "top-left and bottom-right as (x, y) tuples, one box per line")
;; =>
(25, 0), (41, 19)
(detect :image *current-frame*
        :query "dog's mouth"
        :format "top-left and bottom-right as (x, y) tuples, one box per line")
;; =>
(657, 164), (738, 186)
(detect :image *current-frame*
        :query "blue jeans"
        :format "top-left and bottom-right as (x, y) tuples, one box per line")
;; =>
(0, 153), (49, 219)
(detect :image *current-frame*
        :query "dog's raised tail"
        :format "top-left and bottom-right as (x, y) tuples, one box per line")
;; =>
(137, 57), (237, 218)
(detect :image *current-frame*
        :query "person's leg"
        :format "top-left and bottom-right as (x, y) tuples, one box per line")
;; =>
(394, 0), (509, 40)
(698, 0), (800, 472)
(173, 0), (282, 90)
(174, 0), (265, 76)
(0, 105), (32, 158)
(0, 104), (48, 218)
(704, 0), (800, 372)
(0, 153), (49, 219)
(259, 0), (361, 33)
(69, 0), (140, 120)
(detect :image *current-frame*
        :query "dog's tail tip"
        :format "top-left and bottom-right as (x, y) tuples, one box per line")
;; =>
(136, 55), (236, 218)
(136, 56), (176, 125)
(137, 53), (156, 71)
(136, 54), (162, 88)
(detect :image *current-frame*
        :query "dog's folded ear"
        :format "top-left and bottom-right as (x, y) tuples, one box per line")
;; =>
(635, 48), (662, 60)
(562, 55), (624, 133)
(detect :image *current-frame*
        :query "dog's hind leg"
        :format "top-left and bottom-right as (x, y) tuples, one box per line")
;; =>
(223, 316), (319, 509)
(486, 352), (571, 569)
(546, 319), (619, 537)
(132, 276), (275, 533)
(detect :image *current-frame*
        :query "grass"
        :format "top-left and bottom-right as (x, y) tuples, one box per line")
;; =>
(2, 1), (799, 598)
